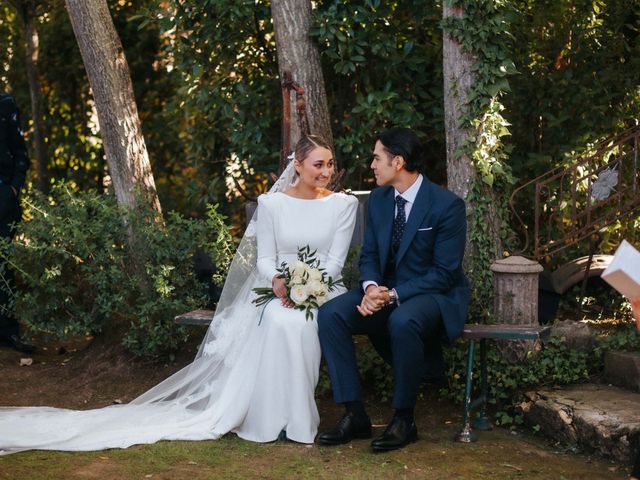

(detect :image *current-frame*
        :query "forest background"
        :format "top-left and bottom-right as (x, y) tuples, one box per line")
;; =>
(2, 1), (637, 214)
(0, 0), (638, 404)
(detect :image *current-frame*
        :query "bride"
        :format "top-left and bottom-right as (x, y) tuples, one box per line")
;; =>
(0, 134), (358, 454)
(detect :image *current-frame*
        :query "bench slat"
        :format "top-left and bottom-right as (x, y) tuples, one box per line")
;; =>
(176, 311), (553, 343)
(175, 309), (214, 326)
(462, 324), (551, 341)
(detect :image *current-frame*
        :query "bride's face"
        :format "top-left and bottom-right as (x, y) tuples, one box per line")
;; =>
(296, 147), (334, 189)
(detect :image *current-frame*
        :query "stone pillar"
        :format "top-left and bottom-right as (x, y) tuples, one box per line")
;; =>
(491, 256), (543, 325)
(491, 256), (543, 360)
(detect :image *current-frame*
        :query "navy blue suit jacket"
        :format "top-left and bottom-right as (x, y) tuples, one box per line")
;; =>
(358, 177), (470, 342)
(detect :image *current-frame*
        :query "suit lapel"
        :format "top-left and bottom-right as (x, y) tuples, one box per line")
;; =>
(396, 178), (432, 265)
(376, 187), (395, 272)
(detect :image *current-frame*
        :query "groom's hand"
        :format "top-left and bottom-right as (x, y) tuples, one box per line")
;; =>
(357, 285), (389, 316)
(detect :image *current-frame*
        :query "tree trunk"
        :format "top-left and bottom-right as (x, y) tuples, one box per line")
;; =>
(64, 0), (161, 216)
(271, 0), (333, 148)
(9, 1), (49, 192)
(443, 3), (502, 262)
(443, 3), (475, 202)
(22, 9), (49, 192)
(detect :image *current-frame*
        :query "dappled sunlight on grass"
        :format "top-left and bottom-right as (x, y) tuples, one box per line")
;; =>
(0, 416), (627, 479)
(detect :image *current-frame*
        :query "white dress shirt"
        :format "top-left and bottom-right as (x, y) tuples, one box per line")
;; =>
(362, 174), (424, 302)
(393, 174), (423, 220)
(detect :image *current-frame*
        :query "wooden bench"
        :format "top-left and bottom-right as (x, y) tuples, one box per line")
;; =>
(454, 324), (551, 443)
(175, 309), (215, 326)
(175, 310), (551, 443)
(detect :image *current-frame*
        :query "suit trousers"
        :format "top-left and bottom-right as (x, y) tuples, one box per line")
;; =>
(318, 289), (444, 409)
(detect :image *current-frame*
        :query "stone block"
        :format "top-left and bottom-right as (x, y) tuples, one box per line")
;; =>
(550, 320), (595, 351)
(518, 384), (640, 463)
(604, 350), (640, 392)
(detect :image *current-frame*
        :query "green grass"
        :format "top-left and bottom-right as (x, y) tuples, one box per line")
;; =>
(0, 425), (627, 479)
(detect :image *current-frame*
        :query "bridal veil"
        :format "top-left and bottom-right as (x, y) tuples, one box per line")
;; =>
(0, 160), (299, 454)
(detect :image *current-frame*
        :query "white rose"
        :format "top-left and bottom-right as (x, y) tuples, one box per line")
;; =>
(290, 261), (308, 278)
(289, 274), (304, 286)
(290, 284), (309, 305)
(306, 280), (325, 296)
(308, 268), (323, 282)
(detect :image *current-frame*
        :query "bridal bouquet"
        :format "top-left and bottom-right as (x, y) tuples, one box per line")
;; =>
(252, 245), (343, 321)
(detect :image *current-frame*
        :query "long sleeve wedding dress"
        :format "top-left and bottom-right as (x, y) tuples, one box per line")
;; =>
(0, 187), (357, 454)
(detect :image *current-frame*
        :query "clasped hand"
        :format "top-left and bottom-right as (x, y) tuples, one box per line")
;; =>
(357, 285), (390, 317)
(272, 276), (295, 308)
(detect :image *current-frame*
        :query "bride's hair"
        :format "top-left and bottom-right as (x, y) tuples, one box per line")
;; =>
(294, 134), (332, 165)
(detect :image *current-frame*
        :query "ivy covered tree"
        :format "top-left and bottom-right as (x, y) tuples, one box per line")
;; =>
(442, 0), (516, 321)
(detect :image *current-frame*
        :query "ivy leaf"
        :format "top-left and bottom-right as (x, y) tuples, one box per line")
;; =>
(482, 172), (494, 187)
(486, 78), (510, 97)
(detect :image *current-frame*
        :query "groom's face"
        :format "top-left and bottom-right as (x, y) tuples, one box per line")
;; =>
(371, 140), (399, 187)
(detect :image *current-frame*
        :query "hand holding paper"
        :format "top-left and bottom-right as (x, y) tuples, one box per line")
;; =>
(632, 298), (640, 332)
(601, 240), (640, 300)
(601, 240), (640, 331)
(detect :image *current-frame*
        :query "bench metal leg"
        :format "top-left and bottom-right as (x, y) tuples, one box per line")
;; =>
(473, 338), (493, 431)
(455, 339), (477, 442)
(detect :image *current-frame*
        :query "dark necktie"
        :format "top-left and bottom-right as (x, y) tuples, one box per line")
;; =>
(391, 195), (407, 252)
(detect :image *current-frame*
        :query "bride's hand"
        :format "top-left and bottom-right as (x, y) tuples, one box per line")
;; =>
(272, 276), (294, 307)
(272, 276), (287, 297)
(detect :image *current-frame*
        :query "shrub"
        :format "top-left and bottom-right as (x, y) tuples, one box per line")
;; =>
(120, 205), (233, 358)
(0, 185), (233, 359)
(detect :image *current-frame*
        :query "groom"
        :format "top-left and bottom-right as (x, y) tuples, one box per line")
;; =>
(317, 127), (470, 452)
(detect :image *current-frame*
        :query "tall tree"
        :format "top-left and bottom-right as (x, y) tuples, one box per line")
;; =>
(64, 0), (161, 216)
(271, 0), (332, 148)
(443, 2), (475, 203)
(443, 2), (504, 264)
(8, 0), (49, 192)
(442, 1), (517, 325)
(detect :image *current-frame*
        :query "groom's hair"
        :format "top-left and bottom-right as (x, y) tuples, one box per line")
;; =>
(294, 134), (333, 165)
(376, 128), (424, 173)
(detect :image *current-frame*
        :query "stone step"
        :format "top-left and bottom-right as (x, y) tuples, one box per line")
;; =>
(518, 384), (640, 463)
(604, 350), (640, 392)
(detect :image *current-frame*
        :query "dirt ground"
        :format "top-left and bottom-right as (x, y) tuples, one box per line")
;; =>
(0, 333), (632, 480)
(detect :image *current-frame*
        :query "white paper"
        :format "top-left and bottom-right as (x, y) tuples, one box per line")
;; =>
(602, 240), (640, 300)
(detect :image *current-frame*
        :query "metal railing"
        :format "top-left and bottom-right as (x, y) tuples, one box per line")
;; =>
(510, 126), (640, 260)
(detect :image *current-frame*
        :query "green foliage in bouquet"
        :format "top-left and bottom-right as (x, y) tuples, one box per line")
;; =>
(253, 245), (344, 321)
(0, 185), (233, 359)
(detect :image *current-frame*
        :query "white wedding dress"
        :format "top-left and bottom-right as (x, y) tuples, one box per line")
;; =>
(0, 186), (358, 454)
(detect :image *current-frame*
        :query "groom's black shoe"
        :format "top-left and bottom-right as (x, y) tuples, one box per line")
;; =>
(371, 416), (417, 452)
(317, 412), (372, 445)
